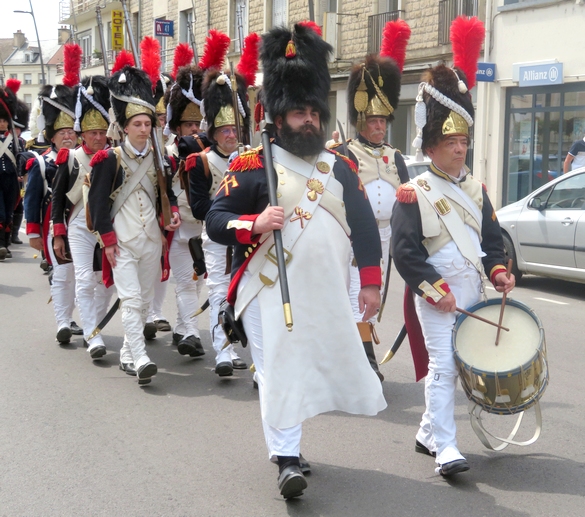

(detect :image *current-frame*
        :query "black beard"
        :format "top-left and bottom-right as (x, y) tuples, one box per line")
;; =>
(279, 120), (325, 157)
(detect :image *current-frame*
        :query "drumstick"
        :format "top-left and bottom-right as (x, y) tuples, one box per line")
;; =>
(495, 259), (513, 346)
(456, 307), (509, 332)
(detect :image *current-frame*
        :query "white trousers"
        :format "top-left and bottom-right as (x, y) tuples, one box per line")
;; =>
(242, 294), (302, 458)
(47, 240), (76, 332)
(414, 261), (482, 465)
(168, 235), (204, 338)
(68, 215), (114, 349)
(349, 225), (391, 323)
(114, 232), (162, 369)
(202, 227), (239, 364)
(148, 276), (168, 323)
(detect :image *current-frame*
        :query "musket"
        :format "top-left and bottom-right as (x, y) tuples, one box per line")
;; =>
(229, 62), (245, 153)
(89, 298), (121, 339)
(120, 0), (140, 65)
(95, 2), (110, 76)
(336, 119), (348, 157)
(189, 0), (199, 63)
(261, 125), (293, 331)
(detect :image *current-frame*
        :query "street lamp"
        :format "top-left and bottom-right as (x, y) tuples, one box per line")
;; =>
(14, 0), (46, 86)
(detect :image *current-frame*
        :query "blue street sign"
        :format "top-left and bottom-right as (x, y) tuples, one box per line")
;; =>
(155, 19), (174, 37)
(519, 63), (563, 87)
(476, 62), (496, 83)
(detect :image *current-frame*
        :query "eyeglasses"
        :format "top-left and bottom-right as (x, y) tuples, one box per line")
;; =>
(218, 127), (237, 136)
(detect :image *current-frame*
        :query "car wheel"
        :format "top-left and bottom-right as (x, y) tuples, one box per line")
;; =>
(502, 233), (522, 282)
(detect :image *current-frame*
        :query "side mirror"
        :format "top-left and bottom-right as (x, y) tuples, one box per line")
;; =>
(528, 197), (543, 210)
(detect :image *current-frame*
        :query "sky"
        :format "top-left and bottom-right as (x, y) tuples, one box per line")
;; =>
(1, 0), (62, 43)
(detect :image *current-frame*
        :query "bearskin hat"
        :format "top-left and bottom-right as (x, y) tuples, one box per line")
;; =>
(201, 68), (250, 141)
(260, 23), (332, 126)
(0, 86), (18, 125)
(14, 100), (30, 131)
(166, 65), (204, 133)
(39, 84), (76, 140)
(75, 75), (111, 133)
(347, 54), (402, 130)
(108, 65), (156, 128)
(154, 73), (172, 116)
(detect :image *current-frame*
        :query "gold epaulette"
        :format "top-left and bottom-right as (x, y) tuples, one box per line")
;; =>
(396, 183), (417, 204)
(229, 147), (264, 172)
(328, 149), (358, 174)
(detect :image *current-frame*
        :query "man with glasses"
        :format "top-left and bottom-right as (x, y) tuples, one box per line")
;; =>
(24, 84), (81, 345)
(185, 69), (249, 376)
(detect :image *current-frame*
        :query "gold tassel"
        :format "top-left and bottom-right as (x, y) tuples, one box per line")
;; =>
(285, 39), (296, 58)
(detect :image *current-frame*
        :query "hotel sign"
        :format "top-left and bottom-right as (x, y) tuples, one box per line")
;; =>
(519, 63), (563, 87)
(111, 10), (125, 51)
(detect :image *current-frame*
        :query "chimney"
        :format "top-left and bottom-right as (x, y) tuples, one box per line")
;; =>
(58, 27), (71, 45)
(13, 30), (26, 50)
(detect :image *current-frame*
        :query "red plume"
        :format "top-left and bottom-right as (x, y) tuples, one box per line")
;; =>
(6, 78), (21, 95)
(140, 36), (162, 90)
(198, 29), (230, 71)
(380, 19), (411, 72)
(236, 33), (260, 88)
(111, 49), (135, 74)
(62, 43), (82, 87)
(450, 16), (485, 91)
(298, 20), (322, 37)
(172, 43), (194, 80)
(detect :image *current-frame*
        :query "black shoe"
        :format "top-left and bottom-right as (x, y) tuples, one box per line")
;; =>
(177, 335), (204, 357)
(415, 440), (436, 458)
(137, 362), (157, 385)
(40, 259), (49, 272)
(0, 247), (6, 261)
(119, 361), (137, 376)
(11, 233), (22, 245)
(89, 344), (107, 359)
(439, 459), (470, 477)
(215, 361), (234, 377)
(4, 248), (11, 259)
(232, 358), (247, 369)
(70, 321), (83, 335)
(154, 319), (171, 331)
(12, 213), (23, 244)
(143, 322), (157, 340)
(56, 327), (72, 345)
(278, 465), (307, 499)
(272, 454), (312, 475)
(172, 332), (184, 347)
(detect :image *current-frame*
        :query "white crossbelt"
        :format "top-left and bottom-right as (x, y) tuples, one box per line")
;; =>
(0, 134), (16, 166)
(110, 153), (156, 220)
(235, 147), (336, 319)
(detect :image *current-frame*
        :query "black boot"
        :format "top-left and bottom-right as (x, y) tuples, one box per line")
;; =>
(357, 322), (384, 382)
(4, 228), (12, 258)
(0, 227), (7, 261)
(11, 213), (23, 244)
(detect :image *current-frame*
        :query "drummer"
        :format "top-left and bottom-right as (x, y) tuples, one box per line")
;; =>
(391, 56), (515, 475)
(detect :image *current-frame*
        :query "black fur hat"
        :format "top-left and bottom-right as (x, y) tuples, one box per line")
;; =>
(0, 86), (18, 124)
(260, 23), (332, 126)
(347, 54), (401, 130)
(202, 69), (250, 141)
(76, 75), (111, 132)
(154, 72), (172, 116)
(14, 100), (30, 130)
(40, 84), (76, 140)
(417, 65), (474, 154)
(166, 65), (204, 133)
(108, 65), (156, 128)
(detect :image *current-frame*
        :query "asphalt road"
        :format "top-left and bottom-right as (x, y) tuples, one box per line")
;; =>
(1, 237), (584, 517)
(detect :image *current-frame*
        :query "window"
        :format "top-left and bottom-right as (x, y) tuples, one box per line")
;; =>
(156, 34), (167, 72)
(272, 0), (287, 27)
(24, 94), (32, 110)
(545, 174), (585, 210)
(24, 54), (31, 63)
(179, 9), (194, 44)
(438, 0), (478, 45)
(231, 0), (248, 53)
(38, 73), (46, 85)
(78, 30), (92, 68)
(24, 74), (32, 85)
(10, 74), (18, 80)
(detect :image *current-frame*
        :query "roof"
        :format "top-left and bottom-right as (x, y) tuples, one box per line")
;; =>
(0, 38), (16, 64)
(3, 39), (62, 66)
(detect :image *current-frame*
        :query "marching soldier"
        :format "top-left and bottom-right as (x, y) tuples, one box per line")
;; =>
(344, 20), (411, 381)
(206, 23), (386, 499)
(11, 97), (30, 246)
(391, 17), (514, 476)
(184, 31), (251, 375)
(88, 63), (180, 385)
(51, 73), (114, 361)
(24, 84), (81, 344)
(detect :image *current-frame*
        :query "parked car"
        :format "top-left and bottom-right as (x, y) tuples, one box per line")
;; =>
(403, 154), (431, 179)
(496, 166), (585, 283)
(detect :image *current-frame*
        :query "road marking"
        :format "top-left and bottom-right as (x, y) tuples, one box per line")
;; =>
(534, 297), (568, 305)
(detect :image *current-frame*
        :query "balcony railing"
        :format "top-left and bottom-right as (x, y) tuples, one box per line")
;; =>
(438, 0), (478, 45)
(367, 11), (405, 55)
(67, 0), (117, 17)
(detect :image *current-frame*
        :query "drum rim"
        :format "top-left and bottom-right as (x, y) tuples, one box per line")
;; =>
(453, 297), (545, 377)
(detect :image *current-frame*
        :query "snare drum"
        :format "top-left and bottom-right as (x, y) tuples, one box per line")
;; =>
(453, 298), (548, 416)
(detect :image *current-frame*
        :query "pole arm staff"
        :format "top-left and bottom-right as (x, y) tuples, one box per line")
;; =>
(95, 5), (110, 76)
(261, 127), (293, 331)
(229, 63), (244, 153)
(120, 0), (139, 66)
(189, 0), (199, 63)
